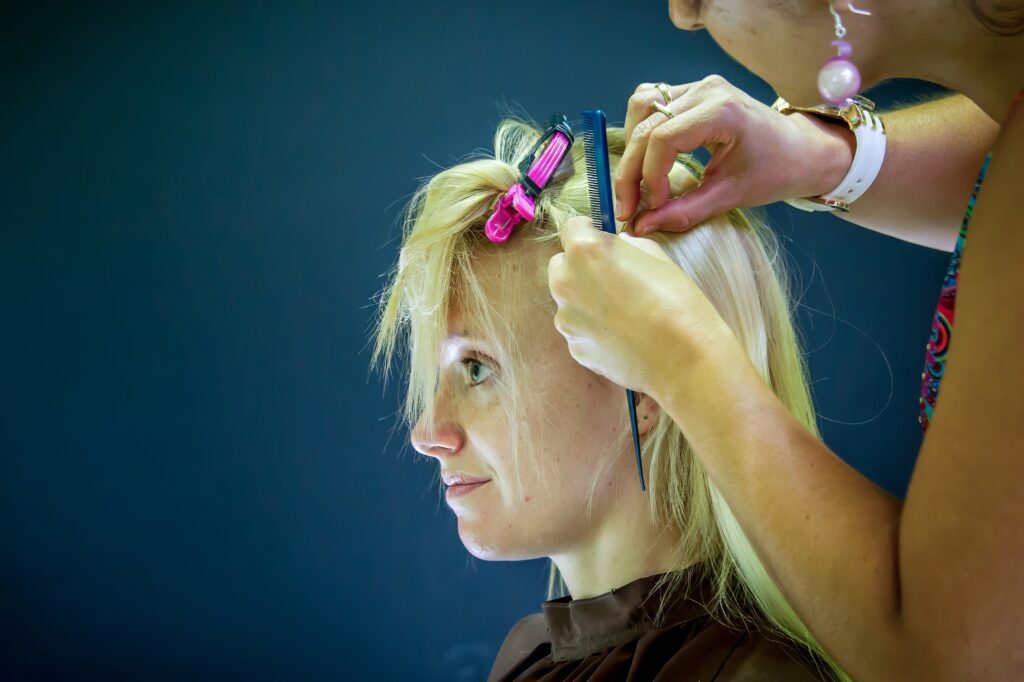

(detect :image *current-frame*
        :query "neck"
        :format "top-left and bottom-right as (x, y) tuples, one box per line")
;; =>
(868, 1), (1023, 122)
(549, 487), (686, 600)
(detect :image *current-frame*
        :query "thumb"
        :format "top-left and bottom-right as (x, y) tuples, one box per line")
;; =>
(632, 177), (736, 235)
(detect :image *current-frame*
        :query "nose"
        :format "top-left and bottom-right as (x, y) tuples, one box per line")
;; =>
(411, 411), (465, 460)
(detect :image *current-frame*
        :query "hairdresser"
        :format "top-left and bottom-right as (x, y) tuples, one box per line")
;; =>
(547, 1), (1023, 679)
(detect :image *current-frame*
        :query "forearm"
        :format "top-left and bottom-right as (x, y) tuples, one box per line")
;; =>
(653, 335), (912, 679)
(813, 94), (999, 252)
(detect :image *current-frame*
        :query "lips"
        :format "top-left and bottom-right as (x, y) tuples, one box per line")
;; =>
(442, 473), (491, 500)
(442, 473), (490, 487)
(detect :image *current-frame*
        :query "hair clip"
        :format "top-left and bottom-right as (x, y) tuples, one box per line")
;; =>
(485, 114), (575, 243)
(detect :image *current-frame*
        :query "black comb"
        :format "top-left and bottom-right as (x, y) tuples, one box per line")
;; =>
(580, 109), (646, 492)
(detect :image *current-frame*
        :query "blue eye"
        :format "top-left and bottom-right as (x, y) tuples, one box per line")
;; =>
(461, 357), (493, 387)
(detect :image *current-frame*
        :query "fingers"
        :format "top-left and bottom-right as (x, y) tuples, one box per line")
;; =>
(619, 82), (692, 220)
(558, 214), (613, 254)
(551, 216), (618, 321)
(616, 75), (737, 221)
(618, 82), (694, 221)
(617, 231), (674, 264)
(632, 175), (738, 235)
(623, 82), (691, 144)
(615, 106), (677, 223)
(548, 251), (566, 306)
(558, 215), (592, 253)
(547, 248), (582, 351)
(616, 91), (705, 219)
(641, 101), (726, 210)
(616, 95), (712, 220)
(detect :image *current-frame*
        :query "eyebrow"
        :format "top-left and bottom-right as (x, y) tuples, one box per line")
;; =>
(447, 327), (477, 340)
(446, 329), (493, 350)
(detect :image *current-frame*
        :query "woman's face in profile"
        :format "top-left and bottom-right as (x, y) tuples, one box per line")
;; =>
(410, 241), (642, 561)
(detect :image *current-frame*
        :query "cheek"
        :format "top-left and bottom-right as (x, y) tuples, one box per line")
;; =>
(703, 3), (833, 100)
(705, 6), (775, 70)
(521, 371), (628, 495)
(455, 374), (628, 560)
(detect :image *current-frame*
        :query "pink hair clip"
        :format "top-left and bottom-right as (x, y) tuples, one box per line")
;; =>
(485, 114), (575, 243)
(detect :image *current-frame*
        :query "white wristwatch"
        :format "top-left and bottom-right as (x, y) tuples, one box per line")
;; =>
(772, 95), (887, 212)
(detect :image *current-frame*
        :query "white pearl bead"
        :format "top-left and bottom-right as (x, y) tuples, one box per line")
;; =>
(817, 59), (861, 104)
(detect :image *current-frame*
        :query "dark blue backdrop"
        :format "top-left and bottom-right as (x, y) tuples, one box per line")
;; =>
(1, 2), (952, 680)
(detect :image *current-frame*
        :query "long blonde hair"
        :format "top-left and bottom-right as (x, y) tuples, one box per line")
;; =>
(372, 118), (847, 681)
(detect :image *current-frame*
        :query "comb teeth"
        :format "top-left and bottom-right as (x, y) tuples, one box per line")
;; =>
(579, 110), (614, 234)
(581, 127), (602, 220)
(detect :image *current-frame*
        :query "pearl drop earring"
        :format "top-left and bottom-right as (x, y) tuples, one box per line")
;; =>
(818, 1), (871, 106)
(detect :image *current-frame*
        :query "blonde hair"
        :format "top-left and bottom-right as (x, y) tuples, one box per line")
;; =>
(372, 118), (848, 681)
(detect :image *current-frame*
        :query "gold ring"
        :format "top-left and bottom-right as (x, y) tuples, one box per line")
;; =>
(655, 82), (674, 104)
(651, 101), (675, 118)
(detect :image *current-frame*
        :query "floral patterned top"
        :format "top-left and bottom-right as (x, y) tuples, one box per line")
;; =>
(919, 90), (1024, 431)
(918, 153), (992, 432)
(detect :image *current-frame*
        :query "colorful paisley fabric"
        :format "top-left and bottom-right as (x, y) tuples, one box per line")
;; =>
(919, 152), (993, 431)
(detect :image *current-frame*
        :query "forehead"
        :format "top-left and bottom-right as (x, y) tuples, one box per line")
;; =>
(446, 236), (554, 339)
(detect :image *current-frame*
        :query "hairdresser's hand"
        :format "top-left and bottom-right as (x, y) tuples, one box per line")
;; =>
(614, 75), (855, 235)
(548, 216), (743, 398)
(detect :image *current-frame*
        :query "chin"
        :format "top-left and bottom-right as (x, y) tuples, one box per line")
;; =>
(457, 522), (541, 562)
(666, 2), (687, 29)
(774, 83), (826, 107)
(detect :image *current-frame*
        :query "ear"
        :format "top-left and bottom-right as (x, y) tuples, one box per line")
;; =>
(632, 392), (663, 440)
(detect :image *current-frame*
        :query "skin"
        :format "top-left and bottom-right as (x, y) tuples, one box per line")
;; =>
(612, 2), (1006, 251)
(409, 236), (678, 600)
(667, 0), (844, 106)
(549, 0), (1024, 678)
(667, 0), (1021, 119)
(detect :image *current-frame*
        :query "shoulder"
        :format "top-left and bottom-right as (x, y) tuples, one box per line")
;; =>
(487, 612), (549, 682)
(655, 617), (830, 681)
(712, 628), (831, 681)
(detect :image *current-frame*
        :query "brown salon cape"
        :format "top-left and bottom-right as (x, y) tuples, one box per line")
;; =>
(488, 565), (830, 681)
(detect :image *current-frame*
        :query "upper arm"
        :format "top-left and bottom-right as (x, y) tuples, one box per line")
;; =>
(897, 104), (1024, 678)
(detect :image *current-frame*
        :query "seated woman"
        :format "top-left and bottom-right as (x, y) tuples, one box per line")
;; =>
(372, 118), (847, 681)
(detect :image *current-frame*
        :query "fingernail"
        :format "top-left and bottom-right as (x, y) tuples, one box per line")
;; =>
(614, 199), (622, 219)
